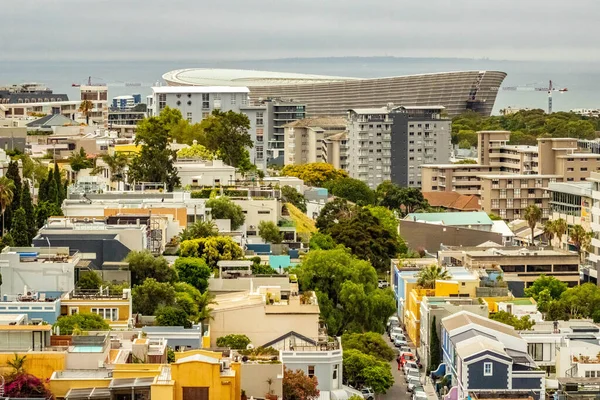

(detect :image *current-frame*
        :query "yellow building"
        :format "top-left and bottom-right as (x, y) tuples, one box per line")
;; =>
(60, 289), (133, 329)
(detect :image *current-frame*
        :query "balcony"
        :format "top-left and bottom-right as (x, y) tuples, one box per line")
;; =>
(529, 193), (536, 198)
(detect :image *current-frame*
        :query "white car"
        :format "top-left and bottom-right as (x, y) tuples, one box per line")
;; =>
(407, 377), (421, 392)
(403, 361), (419, 375)
(378, 279), (389, 288)
(399, 346), (412, 354)
(413, 391), (428, 400)
(387, 316), (399, 328)
(394, 337), (408, 347)
(360, 387), (375, 400)
(405, 368), (419, 382)
(390, 327), (404, 341)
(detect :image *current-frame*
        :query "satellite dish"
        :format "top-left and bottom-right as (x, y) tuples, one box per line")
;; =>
(246, 343), (254, 350)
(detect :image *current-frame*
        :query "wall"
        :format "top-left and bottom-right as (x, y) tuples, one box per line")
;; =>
(466, 359), (509, 390)
(0, 351), (65, 380)
(241, 363), (283, 399)
(281, 349), (343, 391)
(0, 258), (76, 296)
(171, 360), (239, 400)
(61, 299), (131, 327)
(233, 199), (279, 231)
(65, 346), (110, 370)
(399, 220), (503, 253)
(49, 376), (111, 398)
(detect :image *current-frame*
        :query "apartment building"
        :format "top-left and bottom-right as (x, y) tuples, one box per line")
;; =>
(423, 133), (598, 195)
(260, 98), (306, 165)
(587, 172), (600, 279)
(346, 105), (451, 189)
(479, 174), (560, 221)
(80, 85), (108, 128)
(107, 111), (146, 137)
(111, 94), (141, 111)
(0, 83), (78, 120)
(547, 181), (593, 253)
(283, 117), (346, 166)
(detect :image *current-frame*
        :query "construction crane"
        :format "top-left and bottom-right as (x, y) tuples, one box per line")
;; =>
(492, 80), (568, 114)
(72, 76), (145, 87)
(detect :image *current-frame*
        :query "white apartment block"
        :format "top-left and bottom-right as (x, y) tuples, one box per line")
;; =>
(80, 85), (108, 128)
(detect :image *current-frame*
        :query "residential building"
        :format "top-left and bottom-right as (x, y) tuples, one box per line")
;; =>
(163, 69), (507, 117)
(59, 288), (133, 329)
(439, 246), (580, 296)
(210, 289), (320, 348)
(588, 172), (600, 282)
(0, 246), (81, 297)
(419, 297), (489, 372)
(441, 311), (545, 400)
(108, 110), (146, 137)
(258, 98), (306, 165)
(26, 113), (80, 133)
(547, 181), (593, 253)
(280, 336), (345, 399)
(142, 326), (208, 351)
(175, 159), (237, 187)
(32, 217), (148, 269)
(405, 211), (495, 232)
(0, 83), (77, 119)
(345, 105), (451, 189)
(111, 94), (142, 111)
(80, 85), (109, 128)
(422, 191), (481, 212)
(479, 174), (559, 221)
(0, 126), (26, 152)
(555, 336), (600, 379)
(283, 117), (346, 166)
(241, 362), (283, 400)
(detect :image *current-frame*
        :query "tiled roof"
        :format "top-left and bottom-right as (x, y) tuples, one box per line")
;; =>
(442, 311), (520, 338)
(405, 211), (491, 226)
(284, 117), (347, 128)
(422, 191), (481, 211)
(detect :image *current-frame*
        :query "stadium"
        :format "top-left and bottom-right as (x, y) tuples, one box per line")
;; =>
(162, 68), (507, 117)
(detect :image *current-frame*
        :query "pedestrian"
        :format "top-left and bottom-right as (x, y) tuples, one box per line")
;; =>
(397, 356), (401, 370)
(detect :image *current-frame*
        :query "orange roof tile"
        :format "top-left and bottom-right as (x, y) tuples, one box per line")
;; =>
(423, 192), (481, 211)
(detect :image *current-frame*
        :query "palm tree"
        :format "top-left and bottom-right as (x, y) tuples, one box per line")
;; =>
(0, 176), (15, 236)
(543, 220), (555, 245)
(524, 205), (542, 246)
(91, 153), (128, 188)
(6, 353), (26, 376)
(554, 218), (568, 249)
(78, 99), (94, 125)
(416, 264), (451, 289)
(570, 224), (592, 263)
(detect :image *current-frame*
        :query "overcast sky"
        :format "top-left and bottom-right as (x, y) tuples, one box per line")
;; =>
(3, 0), (599, 61)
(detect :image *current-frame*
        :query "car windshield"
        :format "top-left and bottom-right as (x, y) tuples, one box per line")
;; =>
(413, 386), (424, 392)
(408, 370), (419, 377)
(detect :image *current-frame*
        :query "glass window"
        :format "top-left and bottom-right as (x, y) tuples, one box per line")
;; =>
(308, 365), (315, 378)
(484, 362), (493, 376)
(202, 93), (210, 109)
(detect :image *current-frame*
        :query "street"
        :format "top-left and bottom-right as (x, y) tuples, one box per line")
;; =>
(381, 334), (410, 400)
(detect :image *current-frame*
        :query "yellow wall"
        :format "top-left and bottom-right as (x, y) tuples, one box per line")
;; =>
(61, 300), (131, 325)
(202, 334), (211, 349)
(114, 144), (141, 154)
(482, 297), (514, 313)
(50, 378), (111, 398)
(152, 381), (175, 400)
(103, 207), (188, 227)
(435, 281), (460, 297)
(0, 352), (65, 381)
(112, 363), (163, 379)
(171, 360), (240, 400)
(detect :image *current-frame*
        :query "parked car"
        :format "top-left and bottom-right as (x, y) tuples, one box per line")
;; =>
(399, 346), (412, 354)
(394, 337), (408, 348)
(378, 279), (389, 288)
(387, 316), (399, 329)
(390, 327), (404, 341)
(405, 368), (419, 382)
(411, 385), (425, 395)
(403, 361), (419, 375)
(413, 390), (427, 400)
(407, 377), (421, 392)
(400, 352), (415, 367)
(360, 387), (375, 400)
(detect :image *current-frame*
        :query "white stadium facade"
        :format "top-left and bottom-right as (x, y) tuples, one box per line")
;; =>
(162, 68), (507, 117)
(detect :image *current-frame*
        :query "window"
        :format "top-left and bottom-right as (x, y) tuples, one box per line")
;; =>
(256, 112), (264, 126)
(231, 95), (236, 105)
(258, 210), (270, 214)
(91, 308), (118, 321)
(483, 362), (493, 376)
(202, 112), (209, 119)
(69, 307), (79, 315)
(187, 112), (192, 123)
(514, 188), (521, 198)
(158, 94), (166, 110)
(202, 93), (210, 109)
(333, 364), (338, 380)
(308, 365), (315, 378)
(586, 371), (597, 378)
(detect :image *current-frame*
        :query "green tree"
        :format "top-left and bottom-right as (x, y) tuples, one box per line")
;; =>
(6, 354), (27, 377)
(179, 220), (219, 241)
(54, 313), (110, 335)
(342, 349), (393, 394)
(375, 182), (428, 214)
(280, 163), (348, 187)
(174, 257), (212, 293)
(308, 232), (337, 251)
(169, 120), (206, 145)
(536, 289), (553, 314)
(282, 367), (320, 400)
(205, 197), (245, 230)
(37, 177), (48, 203)
(34, 201), (62, 229)
(69, 147), (93, 173)
(21, 183), (36, 242)
(173, 282), (215, 322)
(281, 186), (307, 213)
(202, 110), (254, 168)
(543, 220), (556, 244)
(177, 143), (214, 160)
(524, 204), (542, 245)
(553, 218), (568, 248)
(78, 271), (103, 290)
(258, 221), (282, 244)
(458, 139), (472, 149)
(179, 236), (244, 268)
(216, 334), (251, 349)
(91, 153), (129, 184)
(129, 107), (181, 191)
(4, 161), (22, 231)
(155, 306), (192, 328)
(54, 162), (66, 205)
(132, 278), (176, 316)
(315, 198), (356, 232)
(364, 205), (398, 237)
(525, 275), (568, 301)
(416, 264), (451, 289)
(341, 332), (396, 361)
(125, 250), (177, 286)
(325, 177), (375, 205)
(559, 283), (600, 319)
(430, 316), (441, 372)
(570, 224), (592, 262)
(489, 311), (535, 330)
(0, 176), (15, 236)
(327, 208), (404, 272)
(9, 208), (28, 246)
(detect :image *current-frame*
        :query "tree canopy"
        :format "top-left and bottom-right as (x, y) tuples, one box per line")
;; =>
(128, 107), (180, 190)
(341, 332), (396, 361)
(216, 334), (251, 349)
(489, 311), (535, 330)
(179, 236), (244, 268)
(206, 197), (245, 230)
(179, 220), (219, 241)
(125, 250), (177, 286)
(283, 367), (320, 400)
(69, 147), (93, 172)
(54, 313), (110, 335)
(132, 278), (177, 316)
(524, 275), (568, 301)
(325, 177), (375, 205)
(315, 198), (357, 232)
(258, 221), (282, 244)
(177, 143), (215, 160)
(174, 257), (212, 293)
(155, 306), (192, 328)
(342, 349), (394, 394)
(281, 186), (307, 213)
(416, 264), (451, 289)
(202, 110), (254, 168)
(280, 163), (348, 187)
(375, 181), (429, 214)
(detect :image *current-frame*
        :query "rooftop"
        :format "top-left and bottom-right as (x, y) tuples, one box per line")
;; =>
(405, 211), (493, 226)
(442, 311), (521, 338)
(422, 191), (481, 211)
(464, 247), (577, 258)
(284, 117), (347, 129)
(547, 181), (593, 197)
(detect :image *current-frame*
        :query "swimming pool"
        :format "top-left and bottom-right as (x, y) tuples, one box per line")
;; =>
(70, 345), (104, 353)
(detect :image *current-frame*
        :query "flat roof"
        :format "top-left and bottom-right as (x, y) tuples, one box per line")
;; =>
(152, 86), (250, 94)
(405, 211), (492, 226)
(479, 174), (561, 179)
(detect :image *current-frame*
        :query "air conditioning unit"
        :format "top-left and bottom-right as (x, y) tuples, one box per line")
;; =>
(220, 359), (231, 371)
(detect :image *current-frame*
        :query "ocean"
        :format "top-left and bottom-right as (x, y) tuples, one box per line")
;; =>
(1, 57), (599, 115)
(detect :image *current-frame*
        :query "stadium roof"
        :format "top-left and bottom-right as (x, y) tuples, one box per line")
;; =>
(152, 86), (249, 94)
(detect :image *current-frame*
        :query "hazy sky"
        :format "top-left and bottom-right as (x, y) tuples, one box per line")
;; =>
(3, 0), (599, 61)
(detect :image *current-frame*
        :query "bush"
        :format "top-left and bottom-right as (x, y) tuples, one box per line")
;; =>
(216, 334), (251, 349)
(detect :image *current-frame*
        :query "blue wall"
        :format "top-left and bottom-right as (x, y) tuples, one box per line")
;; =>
(467, 359), (509, 390)
(247, 244), (271, 255)
(0, 298), (61, 323)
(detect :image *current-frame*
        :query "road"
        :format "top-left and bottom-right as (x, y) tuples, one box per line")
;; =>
(381, 334), (411, 400)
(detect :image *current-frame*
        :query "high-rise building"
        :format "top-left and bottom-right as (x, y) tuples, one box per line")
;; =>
(283, 117), (347, 166)
(259, 99), (306, 165)
(111, 94), (141, 111)
(345, 105), (451, 189)
(80, 85), (108, 128)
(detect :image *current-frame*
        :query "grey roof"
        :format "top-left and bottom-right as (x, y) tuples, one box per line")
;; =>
(109, 377), (155, 388)
(27, 113), (75, 128)
(450, 329), (496, 346)
(262, 330), (317, 348)
(66, 387), (111, 399)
